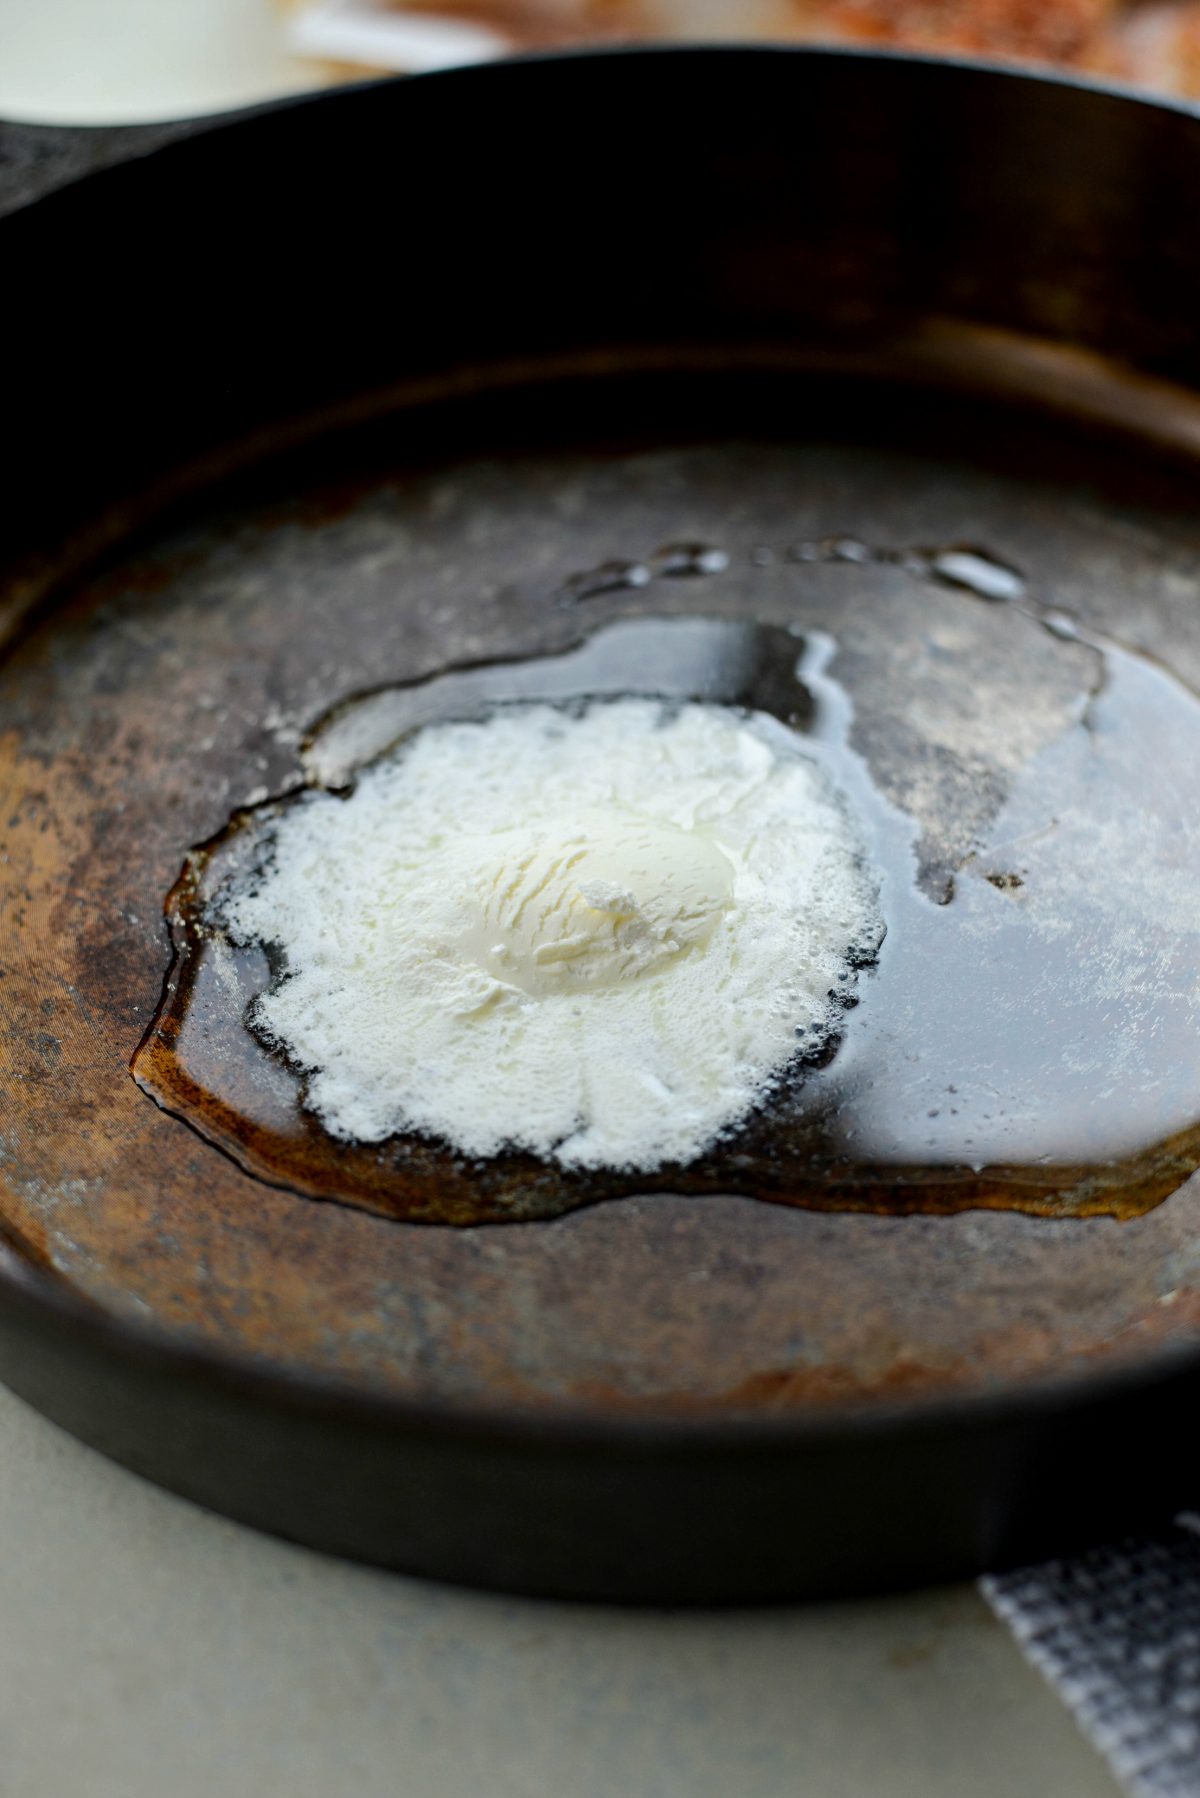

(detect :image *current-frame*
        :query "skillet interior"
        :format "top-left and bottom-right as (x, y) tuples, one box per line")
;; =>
(3, 50), (1200, 1595)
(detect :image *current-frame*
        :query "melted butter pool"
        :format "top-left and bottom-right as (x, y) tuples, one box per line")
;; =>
(134, 608), (1200, 1226)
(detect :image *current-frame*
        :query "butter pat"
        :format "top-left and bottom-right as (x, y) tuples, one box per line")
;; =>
(223, 698), (882, 1171)
(457, 809), (735, 998)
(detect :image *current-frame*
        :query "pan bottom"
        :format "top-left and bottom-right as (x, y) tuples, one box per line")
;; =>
(3, 365), (1200, 1432)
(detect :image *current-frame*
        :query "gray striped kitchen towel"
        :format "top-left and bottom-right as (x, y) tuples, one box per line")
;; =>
(983, 1518), (1200, 1796)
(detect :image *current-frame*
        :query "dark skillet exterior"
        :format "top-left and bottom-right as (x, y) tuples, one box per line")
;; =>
(2, 1237), (1200, 1603)
(2, 49), (1200, 1600)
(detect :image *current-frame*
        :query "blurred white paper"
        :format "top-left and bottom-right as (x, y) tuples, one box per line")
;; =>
(286, 0), (507, 73)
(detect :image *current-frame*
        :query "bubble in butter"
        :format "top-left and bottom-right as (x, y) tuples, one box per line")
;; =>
(221, 697), (883, 1170)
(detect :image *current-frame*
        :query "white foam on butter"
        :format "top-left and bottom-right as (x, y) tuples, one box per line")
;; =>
(222, 698), (882, 1171)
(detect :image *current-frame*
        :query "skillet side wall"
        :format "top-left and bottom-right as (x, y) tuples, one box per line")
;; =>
(6, 51), (1200, 579)
(0, 1250), (1197, 1602)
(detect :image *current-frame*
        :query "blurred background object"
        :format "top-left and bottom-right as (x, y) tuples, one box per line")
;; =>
(3, 0), (1200, 119)
(277, 0), (1200, 90)
(1102, 1), (1200, 92)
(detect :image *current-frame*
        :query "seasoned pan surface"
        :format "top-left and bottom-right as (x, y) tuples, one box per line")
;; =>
(3, 50), (1200, 1598)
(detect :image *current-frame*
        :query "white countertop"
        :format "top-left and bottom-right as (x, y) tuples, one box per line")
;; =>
(0, 5), (1123, 1792)
(0, 1386), (1115, 1798)
(0, 0), (329, 121)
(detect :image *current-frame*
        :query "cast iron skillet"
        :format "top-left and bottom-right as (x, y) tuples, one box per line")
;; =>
(3, 47), (1200, 1603)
